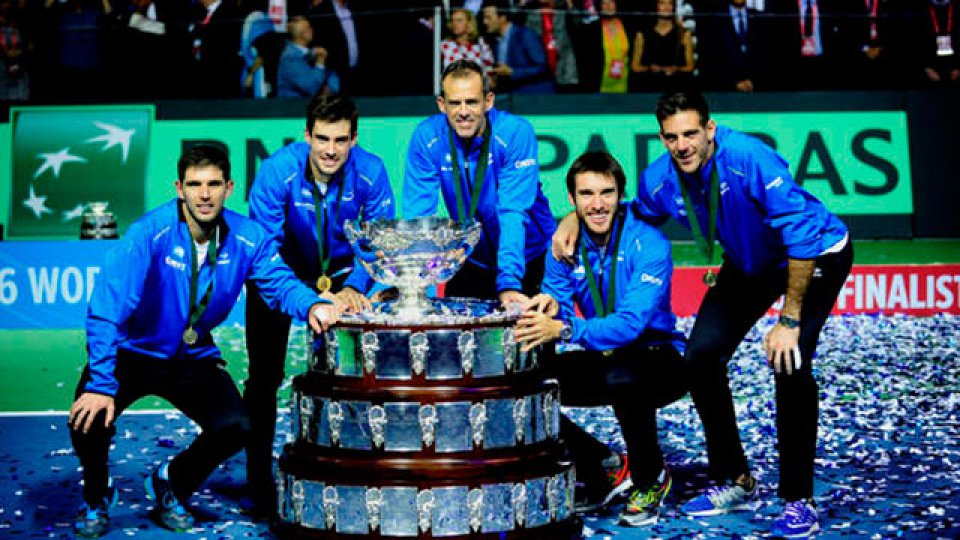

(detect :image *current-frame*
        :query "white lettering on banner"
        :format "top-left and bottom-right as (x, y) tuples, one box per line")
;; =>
(836, 272), (960, 311)
(26, 267), (102, 305)
(61, 267), (83, 304)
(28, 267), (58, 304)
(87, 267), (100, 303)
(0, 268), (18, 305)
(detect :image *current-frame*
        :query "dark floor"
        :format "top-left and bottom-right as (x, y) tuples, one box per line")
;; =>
(1, 314), (958, 539)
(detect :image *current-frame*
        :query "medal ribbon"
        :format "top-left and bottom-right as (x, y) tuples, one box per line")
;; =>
(448, 118), (492, 222)
(581, 212), (625, 317)
(676, 160), (720, 266)
(929, 0), (953, 35)
(311, 172), (345, 279)
(187, 226), (219, 333)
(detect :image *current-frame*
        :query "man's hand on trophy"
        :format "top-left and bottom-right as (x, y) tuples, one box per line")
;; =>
(513, 311), (563, 353)
(523, 293), (559, 317)
(335, 287), (373, 313)
(309, 301), (341, 332)
(499, 290), (529, 312)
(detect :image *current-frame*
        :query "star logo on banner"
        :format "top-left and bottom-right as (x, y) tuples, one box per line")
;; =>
(23, 184), (53, 218)
(86, 122), (136, 163)
(63, 203), (86, 222)
(34, 147), (87, 179)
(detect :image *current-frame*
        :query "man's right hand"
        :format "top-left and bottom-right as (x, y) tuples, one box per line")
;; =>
(69, 392), (116, 434)
(551, 211), (580, 264)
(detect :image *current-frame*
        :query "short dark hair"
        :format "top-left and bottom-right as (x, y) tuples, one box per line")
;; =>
(306, 94), (359, 135)
(655, 91), (711, 127)
(178, 144), (230, 182)
(440, 59), (490, 97)
(565, 151), (626, 198)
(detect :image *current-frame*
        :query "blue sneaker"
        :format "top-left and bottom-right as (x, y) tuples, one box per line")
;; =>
(144, 463), (195, 532)
(681, 477), (758, 516)
(772, 499), (820, 538)
(74, 479), (119, 538)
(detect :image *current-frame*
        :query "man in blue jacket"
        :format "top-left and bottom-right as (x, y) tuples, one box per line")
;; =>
(244, 93), (395, 517)
(403, 59), (556, 306)
(68, 145), (340, 537)
(555, 91), (853, 538)
(514, 151), (686, 527)
(481, 0), (556, 94)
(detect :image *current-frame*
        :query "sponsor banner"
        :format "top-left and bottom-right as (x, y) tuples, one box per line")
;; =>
(0, 240), (244, 330)
(8, 106), (152, 238)
(671, 264), (960, 317)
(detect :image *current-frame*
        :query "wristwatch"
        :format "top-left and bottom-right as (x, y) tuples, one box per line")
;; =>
(778, 314), (800, 329)
(558, 320), (573, 341)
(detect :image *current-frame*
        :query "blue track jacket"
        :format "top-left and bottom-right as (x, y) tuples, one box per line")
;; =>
(543, 209), (685, 352)
(634, 125), (848, 275)
(403, 107), (556, 293)
(249, 142), (395, 293)
(85, 200), (325, 396)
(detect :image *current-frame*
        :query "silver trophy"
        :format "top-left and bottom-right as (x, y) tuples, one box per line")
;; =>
(344, 217), (482, 319)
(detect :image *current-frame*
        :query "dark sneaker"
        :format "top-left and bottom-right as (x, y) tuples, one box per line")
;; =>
(772, 498), (820, 538)
(681, 476), (759, 516)
(619, 467), (672, 527)
(144, 465), (195, 532)
(74, 480), (119, 538)
(573, 452), (633, 513)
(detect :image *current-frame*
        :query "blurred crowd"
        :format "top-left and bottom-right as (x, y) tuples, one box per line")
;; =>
(0, 0), (957, 103)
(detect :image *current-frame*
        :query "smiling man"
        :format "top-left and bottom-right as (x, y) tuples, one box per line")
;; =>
(403, 59), (555, 306)
(554, 91), (853, 538)
(69, 145), (339, 537)
(243, 93), (395, 518)
(514, 151), (687, 526)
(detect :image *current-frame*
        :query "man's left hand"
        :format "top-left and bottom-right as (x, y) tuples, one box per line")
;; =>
(499, 290), (529, 310)
(308, 302), (341, 333)
(514, 311), (563, 353)
(764, 323), (801, 375)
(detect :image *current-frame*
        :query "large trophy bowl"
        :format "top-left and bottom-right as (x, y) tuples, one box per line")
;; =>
(344, 216), (482, 319)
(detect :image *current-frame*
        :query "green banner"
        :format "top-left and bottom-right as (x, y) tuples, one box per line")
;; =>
(9, 106), (152, 238)
(3, 108), (911, 238)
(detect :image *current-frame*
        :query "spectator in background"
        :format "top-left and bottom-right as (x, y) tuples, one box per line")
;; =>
(597, 0), (630, 93)
(304, 0), (363, 95)
(241, 1), (277, 98)
(696, 0), (765, 92)
(42, 0), (113, 101)
(188, 0), (244, 98)
(441, 7), (495, 75)
(277, 15), (340, 97)
(520, 0), (581, 92)
(0, 0), (29, 100)
(629, 0), (694, 92)
(482, 0), (555, 93)
(920, 0), (959, 86)
(107, 0), (184, 100)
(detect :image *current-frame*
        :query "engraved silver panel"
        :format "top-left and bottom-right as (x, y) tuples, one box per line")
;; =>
(436, 401), (471, 453)
(432, 486), (469, 537)
(375, 331), (412, 380)
(481, 483), (514, 533)
(340, 401), (372, 450)
(474, 328), (506, 377)
(335, 486), (367, 534)
(426, 331), (461, 380)
(485, 399), (514, 449)
(301, 480), (325, 529)
(384, 402), (422, 452)
(525, 477), (549, 528)
(381, 487), (418, 537)
(315, 398), (332, 446)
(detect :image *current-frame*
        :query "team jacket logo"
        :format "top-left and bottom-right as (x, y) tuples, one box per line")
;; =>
(165, 246), (187, 271)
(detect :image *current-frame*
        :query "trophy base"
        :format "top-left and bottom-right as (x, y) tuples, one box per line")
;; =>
(271, 517), (583, 539)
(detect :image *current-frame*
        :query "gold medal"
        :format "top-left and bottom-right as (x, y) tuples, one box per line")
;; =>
(182, 326), (199, 346)
(603, 349), (614, 357)
(703, 269), (718, 288)
(316, 274), (332, 293)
